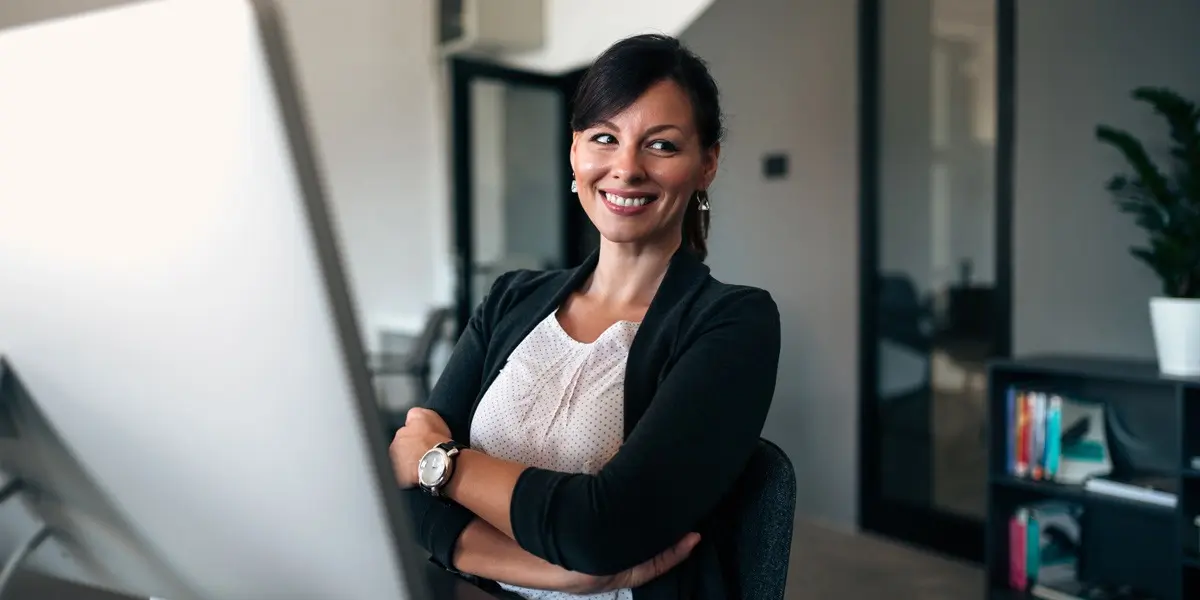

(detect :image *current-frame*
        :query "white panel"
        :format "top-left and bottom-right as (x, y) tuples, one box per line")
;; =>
(0, 1), (419, 598)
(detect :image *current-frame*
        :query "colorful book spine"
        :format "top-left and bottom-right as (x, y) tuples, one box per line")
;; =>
(1006, 387), (1016, 474)
(1045, 396), (1062, 480)
(1032, 392), (1045, 480)
(1027, 508), (1041, 582)
(1007, 388), (1068, 481)
(1010, 508), (1028, 590)
(1015, 391), (1029, 477)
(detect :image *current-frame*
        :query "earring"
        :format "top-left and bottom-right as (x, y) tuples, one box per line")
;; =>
(697, 190), (711, 211)
(570, 179), (578, 193)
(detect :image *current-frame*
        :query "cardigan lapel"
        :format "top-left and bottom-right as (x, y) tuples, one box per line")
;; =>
(622, 249), (711, 436)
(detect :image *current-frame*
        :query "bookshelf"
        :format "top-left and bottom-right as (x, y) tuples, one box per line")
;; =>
(985, 355), (1200, 600)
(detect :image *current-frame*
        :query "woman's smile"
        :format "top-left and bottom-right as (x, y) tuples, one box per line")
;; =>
(570, 78), (715, 250)
(599, 189), (660, 215)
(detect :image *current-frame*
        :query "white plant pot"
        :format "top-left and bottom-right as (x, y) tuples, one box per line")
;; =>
(1150, 296), (1200, 376)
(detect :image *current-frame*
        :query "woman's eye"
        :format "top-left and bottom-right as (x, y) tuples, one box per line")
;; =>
(649, 140), (678, 152)
(591, 133), (616, 145)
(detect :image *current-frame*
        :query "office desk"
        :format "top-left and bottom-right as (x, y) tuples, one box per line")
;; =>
(9, 561), (506, 600)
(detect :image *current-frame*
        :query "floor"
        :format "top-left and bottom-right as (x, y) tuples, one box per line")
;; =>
(786, 519), (982, 599)
(930, 360), (989, 519)
(10, 519), (983, 599)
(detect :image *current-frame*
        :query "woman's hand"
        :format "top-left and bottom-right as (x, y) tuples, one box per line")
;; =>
(559, 533), (701, 594)
(390, 407), (453, 488)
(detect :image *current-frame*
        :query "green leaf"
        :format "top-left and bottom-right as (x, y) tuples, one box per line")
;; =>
(1096, 124), (1175, 207)
(1133, 87), (1200, 207)
(1101, 86), (1200, 298)
(1133, 87), (1199, 158)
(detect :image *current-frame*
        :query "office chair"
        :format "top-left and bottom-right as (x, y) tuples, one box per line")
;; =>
(406, 307), (453, 406)
(377, 307), (452, 433)
(724, 438), (797, 600)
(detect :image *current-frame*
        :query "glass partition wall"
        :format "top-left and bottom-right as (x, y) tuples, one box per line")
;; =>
(859, 0), (1014, 560)
(449, 59), (592, 335)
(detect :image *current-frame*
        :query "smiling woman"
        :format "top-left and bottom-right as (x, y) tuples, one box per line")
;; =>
(393, 34), (782, 600)
(569, 36), (720, 262)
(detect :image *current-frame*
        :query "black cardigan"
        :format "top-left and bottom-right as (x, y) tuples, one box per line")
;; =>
(402, 248), (781, 599)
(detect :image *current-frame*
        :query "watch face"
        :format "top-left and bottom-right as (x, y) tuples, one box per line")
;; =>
(419, 449), (447, 486)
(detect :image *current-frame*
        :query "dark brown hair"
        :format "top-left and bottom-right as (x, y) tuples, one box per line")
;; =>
(570, 34), (724, 261)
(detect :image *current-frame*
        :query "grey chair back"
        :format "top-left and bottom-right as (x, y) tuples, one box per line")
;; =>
(725, 438), (796, 600)
(408, 307), (452, 405)
(375, 307), (451, 434)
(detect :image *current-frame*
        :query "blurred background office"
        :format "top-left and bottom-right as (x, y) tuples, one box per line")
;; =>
(2, 0), (1198, 598)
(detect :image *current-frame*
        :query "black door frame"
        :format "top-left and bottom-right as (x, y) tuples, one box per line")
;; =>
(856, 0), (1016, 563)
(449, 58), (588, 335)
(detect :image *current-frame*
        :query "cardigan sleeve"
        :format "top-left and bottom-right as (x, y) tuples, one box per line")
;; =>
(508, 288), (782, 575)
(400, 273), (512, 570)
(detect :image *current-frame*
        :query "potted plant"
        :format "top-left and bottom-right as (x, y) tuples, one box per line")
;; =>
(1096, 86), (1200, 376)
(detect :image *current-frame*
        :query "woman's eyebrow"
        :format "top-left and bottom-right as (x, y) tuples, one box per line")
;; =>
(593, 121), (685, 136)
(643, 124), (684, 136)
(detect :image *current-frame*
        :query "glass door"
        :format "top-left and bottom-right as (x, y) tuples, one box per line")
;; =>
(859, 0), (1014, 561)
(449, 59), (593, 334)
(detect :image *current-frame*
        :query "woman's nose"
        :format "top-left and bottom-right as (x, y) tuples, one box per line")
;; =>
(610, 146), (646, 182)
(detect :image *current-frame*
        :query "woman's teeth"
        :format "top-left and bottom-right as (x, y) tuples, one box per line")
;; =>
(604, 192), (652, 207)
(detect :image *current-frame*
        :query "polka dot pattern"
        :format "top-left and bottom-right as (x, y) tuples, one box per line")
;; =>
(470, 312), (638, 600)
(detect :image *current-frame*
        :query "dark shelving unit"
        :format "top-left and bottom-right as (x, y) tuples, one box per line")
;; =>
(985, 355), (1200, 600)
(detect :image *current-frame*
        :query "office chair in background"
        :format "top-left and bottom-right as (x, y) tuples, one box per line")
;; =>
(376, 307), (453, 433)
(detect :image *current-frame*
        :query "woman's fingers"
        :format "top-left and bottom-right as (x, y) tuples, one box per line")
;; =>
(405, 407), (452, 437)
(405, 407), (432, 424)
(619, 533), (701, 589)
(561, 533), (701, 594)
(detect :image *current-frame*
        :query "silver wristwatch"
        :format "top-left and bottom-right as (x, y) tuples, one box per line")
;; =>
(418, 441), (465, 497)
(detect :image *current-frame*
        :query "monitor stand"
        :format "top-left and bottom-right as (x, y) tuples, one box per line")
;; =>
(0, 357), (54, 599)
(0, 358), (19, 439)
(0, 519), (52, 599)
(0, 357), (506, 600)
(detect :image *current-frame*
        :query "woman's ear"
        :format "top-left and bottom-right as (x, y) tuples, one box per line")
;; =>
(569, 131), (581, 172)
(700, 142), (721, 189)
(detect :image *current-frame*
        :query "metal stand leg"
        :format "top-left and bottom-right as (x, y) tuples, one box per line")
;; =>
(0, 525), (52, 598)
(0, 480), (24, 507)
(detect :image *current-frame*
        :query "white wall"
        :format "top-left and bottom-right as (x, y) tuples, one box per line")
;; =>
(493, 0), (714, 74)
(1014, 1), (1200, 358)
(682, 0), (860, 529)
(0, 0), (453, 351)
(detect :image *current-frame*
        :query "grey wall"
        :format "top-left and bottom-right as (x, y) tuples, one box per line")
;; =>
(683, 0), (860, 528)
(1014, 1), (1200, 358)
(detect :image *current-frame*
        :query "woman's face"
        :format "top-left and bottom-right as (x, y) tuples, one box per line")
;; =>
(570, 79), (719, 251)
